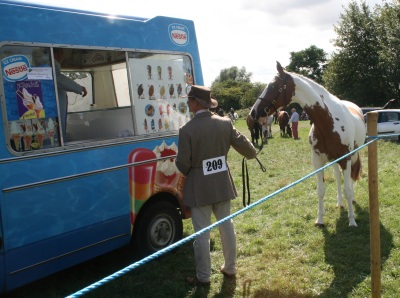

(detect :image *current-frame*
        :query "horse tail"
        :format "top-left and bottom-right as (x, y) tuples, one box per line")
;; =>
(351, 152), (362, 181)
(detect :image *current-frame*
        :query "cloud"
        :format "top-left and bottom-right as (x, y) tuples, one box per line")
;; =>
(239, 0), (343, 29)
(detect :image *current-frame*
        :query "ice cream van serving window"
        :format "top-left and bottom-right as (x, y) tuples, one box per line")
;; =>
(1, 46), (196, 154)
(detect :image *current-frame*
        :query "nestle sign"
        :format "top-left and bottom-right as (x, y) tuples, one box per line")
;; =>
(168, 23), (189, 46)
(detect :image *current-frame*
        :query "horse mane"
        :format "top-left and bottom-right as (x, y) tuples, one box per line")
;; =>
(288, 72), (341, 103)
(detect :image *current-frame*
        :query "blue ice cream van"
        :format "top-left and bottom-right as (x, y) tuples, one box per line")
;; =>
(0, 0), (203, 292)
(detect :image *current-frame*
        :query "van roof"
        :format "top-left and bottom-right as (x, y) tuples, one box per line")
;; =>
(0, 0), (148, 21)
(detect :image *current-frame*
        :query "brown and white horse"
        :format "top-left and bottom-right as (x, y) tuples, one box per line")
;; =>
(246, 113), (263, 145)
(277, 110), (292, 138)
(251, 62), (366, 227)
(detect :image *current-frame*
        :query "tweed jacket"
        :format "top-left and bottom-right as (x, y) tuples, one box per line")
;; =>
(176, 111), (257, 207)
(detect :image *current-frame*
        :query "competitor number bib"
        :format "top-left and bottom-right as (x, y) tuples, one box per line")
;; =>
(202, 156), (227, 176)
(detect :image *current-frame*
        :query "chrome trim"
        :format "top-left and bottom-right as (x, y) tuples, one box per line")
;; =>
(9, 233), (130, 275)
(3, 154), (177, 193)
(0, 132), (177, 164)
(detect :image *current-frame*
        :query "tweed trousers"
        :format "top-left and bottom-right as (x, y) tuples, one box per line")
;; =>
(191, 200), (236, 282)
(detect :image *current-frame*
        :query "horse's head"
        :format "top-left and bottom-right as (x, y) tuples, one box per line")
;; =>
(250, 61), (295, 122)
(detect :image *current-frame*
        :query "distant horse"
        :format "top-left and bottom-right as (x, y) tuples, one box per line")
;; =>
(246, 113), (263, 145)
(262, 114), (274, 139)
(277, 111), (292, 138)
(250, 62), (366, 227)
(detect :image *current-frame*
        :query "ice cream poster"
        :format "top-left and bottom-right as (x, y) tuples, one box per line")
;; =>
(15, 80), (45, 119)
(128, 58), (191, 135)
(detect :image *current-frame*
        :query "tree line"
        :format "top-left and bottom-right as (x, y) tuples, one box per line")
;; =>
(211, 0), (400, 113)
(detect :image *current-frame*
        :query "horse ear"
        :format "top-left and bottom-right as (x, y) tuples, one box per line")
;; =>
(276, 61), (284, 75)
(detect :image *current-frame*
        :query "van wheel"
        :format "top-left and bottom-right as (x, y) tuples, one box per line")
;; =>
(133, 201), (183, 257)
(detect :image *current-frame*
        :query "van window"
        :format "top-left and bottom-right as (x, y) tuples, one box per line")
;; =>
(1, 45), (59, 152)
(1, 45), (194, 154)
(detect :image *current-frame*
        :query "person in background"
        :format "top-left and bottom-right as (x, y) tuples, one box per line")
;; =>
(53, 48), (87, 140)
(216, 106), (224, 117)
(176, 85), (257, 286)
(289, 107), (299, 140)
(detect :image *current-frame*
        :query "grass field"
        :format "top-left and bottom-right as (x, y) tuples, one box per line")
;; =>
(6, 118), (400, 298)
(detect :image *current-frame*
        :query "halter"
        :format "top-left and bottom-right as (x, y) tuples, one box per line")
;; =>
(259, 74), (291, 116)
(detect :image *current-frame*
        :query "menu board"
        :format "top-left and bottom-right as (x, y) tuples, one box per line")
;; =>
(129, 59), (191, 135)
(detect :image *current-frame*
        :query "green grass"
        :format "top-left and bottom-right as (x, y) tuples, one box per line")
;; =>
(6, 119), (400, 298)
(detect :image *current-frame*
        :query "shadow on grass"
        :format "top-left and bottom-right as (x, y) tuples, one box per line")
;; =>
(5, 235), (236, 298)
(5, 239), (196, 297)
(319, 202), (393, 297)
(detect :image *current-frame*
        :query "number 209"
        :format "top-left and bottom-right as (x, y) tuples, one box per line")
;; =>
(206, 159), (223, 171)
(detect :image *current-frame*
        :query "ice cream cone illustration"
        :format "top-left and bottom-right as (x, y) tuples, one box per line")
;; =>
(24, 135), (32, 150)
(9, 121), (23, 151)
(32, 119), (46, 148)
(21, 119), (33, 150)
(37, 134), (45, 148)
(33, 94), (44, 118)
(12, 134), (21, 151)
(46, 118), (58, 146)
(17, 87), (35, 110)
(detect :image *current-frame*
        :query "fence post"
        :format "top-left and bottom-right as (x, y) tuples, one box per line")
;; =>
(366, 112), (381, 298)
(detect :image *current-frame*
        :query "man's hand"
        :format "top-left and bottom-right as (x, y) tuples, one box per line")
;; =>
(82, 86), (87, 97)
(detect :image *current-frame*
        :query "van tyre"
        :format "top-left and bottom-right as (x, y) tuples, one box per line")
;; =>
(133, 201), (183, 257)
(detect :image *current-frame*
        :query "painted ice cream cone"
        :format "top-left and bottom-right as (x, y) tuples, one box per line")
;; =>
(12, 134), (21, 151)
(10, 121), (23, 151)
(22, 119), (34, 151)
(33, 94), (44, 118)
(32, 119), (46, 149)
(48, 131), (55, 146)
(46, 118), (57, 146)
(37, 134), (45, 148)
(23, 135), (32, 150)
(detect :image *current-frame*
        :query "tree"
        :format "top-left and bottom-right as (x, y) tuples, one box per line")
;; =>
(375, 2), (400, 101)
(213, 66), (252, 83)
(323, 1), (385, 106)
(211, 66), (254, 111)
(285, 45), (327, 84)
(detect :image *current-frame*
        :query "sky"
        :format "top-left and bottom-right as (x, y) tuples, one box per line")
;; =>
(19, 0), (383, 87)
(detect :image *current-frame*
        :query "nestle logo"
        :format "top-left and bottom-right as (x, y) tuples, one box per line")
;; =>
(168, 23), (189, 46)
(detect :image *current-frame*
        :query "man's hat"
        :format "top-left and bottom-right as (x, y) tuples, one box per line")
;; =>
(186, 85), (218, 108)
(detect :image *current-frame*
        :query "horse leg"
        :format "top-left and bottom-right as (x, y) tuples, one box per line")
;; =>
(333, 163), (344, 208)
(313, 155), (326, 227)
(343, 161), (357, 227)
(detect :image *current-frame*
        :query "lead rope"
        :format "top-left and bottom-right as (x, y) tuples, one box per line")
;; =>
(242, 156), (266, 207)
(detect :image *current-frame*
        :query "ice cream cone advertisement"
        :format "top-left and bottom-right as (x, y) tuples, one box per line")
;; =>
(15, 80), (45, 119)
(9, 120), (23, 151)
(46, 118), (58, 146)
(32, 119), (46, 148)
(21, 119), (34, 150)
(128, 141), (185, 224)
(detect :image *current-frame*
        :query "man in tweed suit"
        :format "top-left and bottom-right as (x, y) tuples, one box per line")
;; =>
(176, 85), (257, 286)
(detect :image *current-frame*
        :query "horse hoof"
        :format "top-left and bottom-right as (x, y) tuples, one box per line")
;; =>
(314, 222), (325, 228)
(349, 221), (358, 227)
